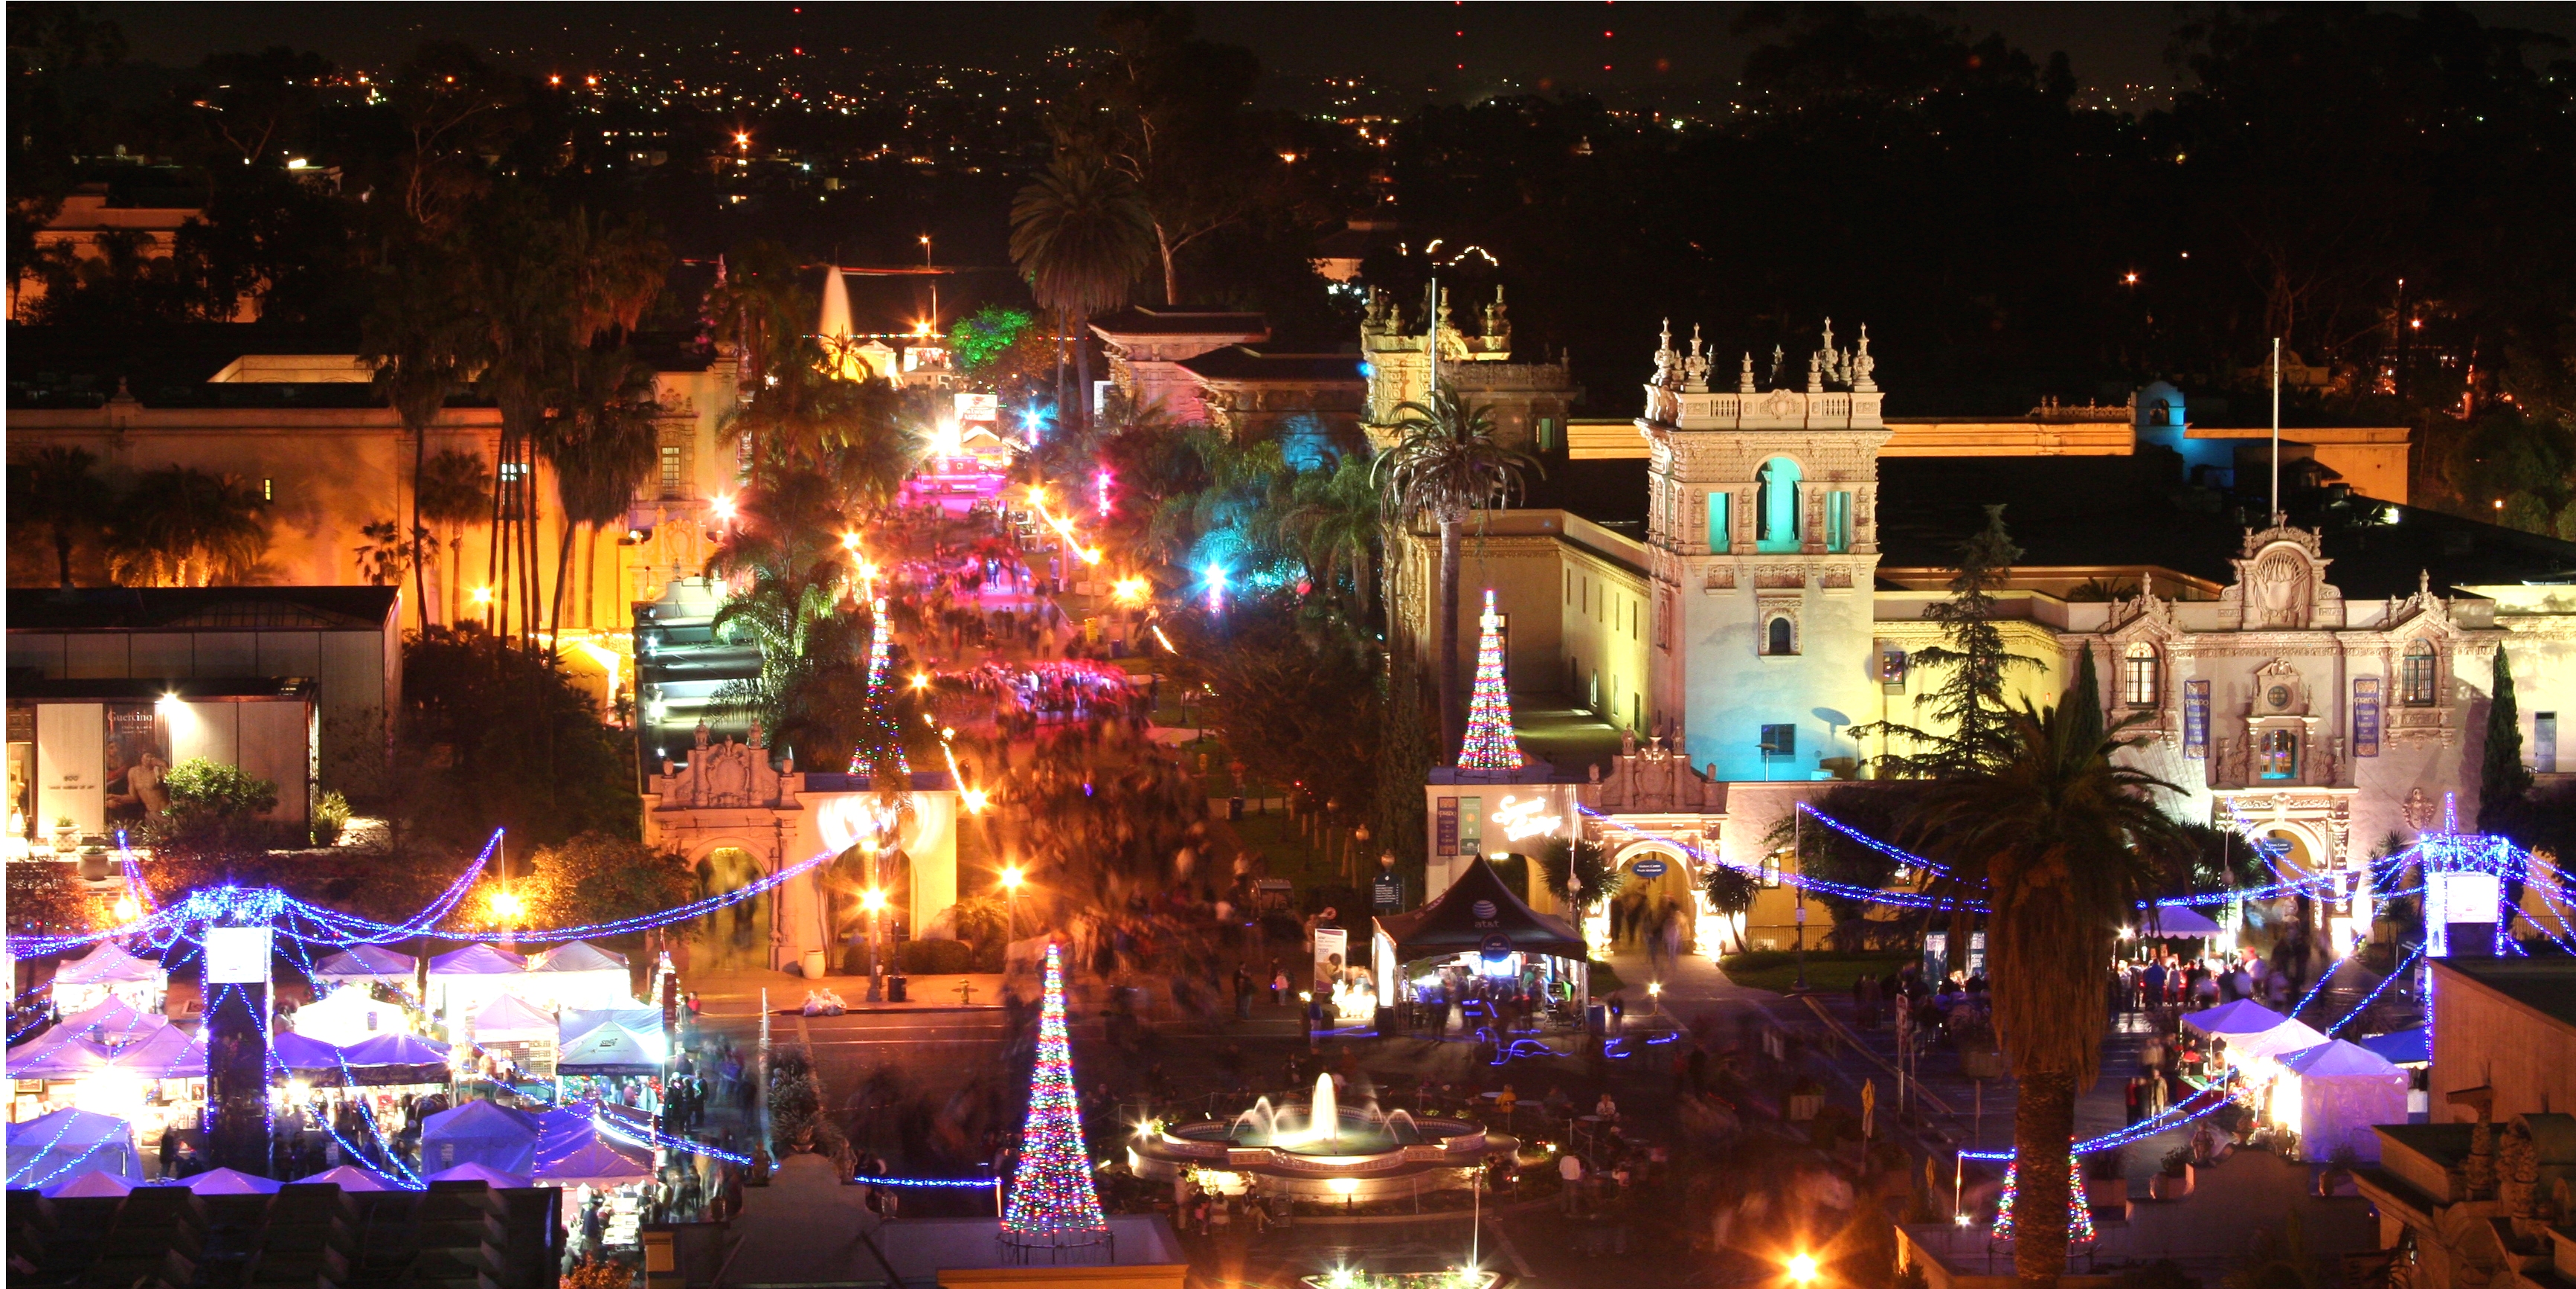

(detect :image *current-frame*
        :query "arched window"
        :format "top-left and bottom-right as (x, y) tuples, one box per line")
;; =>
(1756, 457), (1802, 553)
(2401, 641), (2438, 706)
(1767, 616), (1795, 656)
(2123, 642), (2160, 707)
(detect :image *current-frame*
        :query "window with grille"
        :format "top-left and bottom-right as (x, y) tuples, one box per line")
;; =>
(2123, 646), (2159, 707)
(2401, 643), (2438, 705)
(658, 445), (684, 498)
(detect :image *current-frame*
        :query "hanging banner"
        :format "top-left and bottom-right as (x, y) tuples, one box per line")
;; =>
(2352, 677), (2381, 758)
(1311, 927), (1348, 1003)
(2183, 681), (2211, 759)
(1434, 797), (1459, 856)
(203, 927), (275, 985)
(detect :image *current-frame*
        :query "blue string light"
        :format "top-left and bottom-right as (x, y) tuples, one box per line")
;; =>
(854, 1174), (1000, 1189)
(2324, 948), (2424, 1039)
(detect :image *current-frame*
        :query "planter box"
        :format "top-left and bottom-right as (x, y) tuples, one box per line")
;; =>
(2084, 1176), (2129, 1209)
(2148, 1167), (2194, 1201)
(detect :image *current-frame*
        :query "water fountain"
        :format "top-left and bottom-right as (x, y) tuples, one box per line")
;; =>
(1128, 1075), (1514, 1203)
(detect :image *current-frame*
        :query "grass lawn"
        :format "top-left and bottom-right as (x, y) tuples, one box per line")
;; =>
(1719, 949), (1915, 995)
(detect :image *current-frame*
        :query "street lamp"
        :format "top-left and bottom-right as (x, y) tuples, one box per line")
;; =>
(1786, 1253), (1819, 1286)
(861, 884), (890, 1002)
(998, 864), (1024, 939)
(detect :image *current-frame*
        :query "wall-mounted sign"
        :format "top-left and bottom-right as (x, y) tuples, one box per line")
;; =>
(2352, 677), (2381, 758)
(1372, 873), (1404, 911)
(1434, 797), (1459, 856)
(2183, 680), (2211, 759)
(1491, 794), (1562, 843)
(1631, 858), (1669, 879)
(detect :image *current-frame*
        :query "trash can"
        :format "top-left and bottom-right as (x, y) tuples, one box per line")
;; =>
(1585, 1003), (1607, 1036)
(801, 950), (828, 980)
(1228, 796), (1245, 821)
(888, 975), (908, 1003)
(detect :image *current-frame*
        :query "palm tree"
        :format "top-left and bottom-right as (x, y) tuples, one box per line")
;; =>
(417, 449), (492, 626)
(8, 445), (112, 586)
(1909, 695), (2197, 1289)
(1009, 154), (1154, 430)
(1372, 381), (1539, 759)
(547, 347), (664, 647)
(353, 519), (421, 587)
(106, 466), (270, 587)
(362, 234), (480, 634)
(1279, 451), (1385, 627)
(707, 240), (809, 388)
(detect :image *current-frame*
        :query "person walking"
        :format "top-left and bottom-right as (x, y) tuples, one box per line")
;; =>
(1558, 1150), (1586, 1215)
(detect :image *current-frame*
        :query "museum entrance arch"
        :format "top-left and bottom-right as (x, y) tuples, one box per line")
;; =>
(1610, 842), (1697, 954)
(694, 844), (774, 971)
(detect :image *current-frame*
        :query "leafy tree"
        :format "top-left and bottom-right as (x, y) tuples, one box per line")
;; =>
(1009, 154), (1154, 428)
(1164, 600), (1380, 820)
(1277, 451), (1384, 629)
(521, 832), (693, 930)
(1532, 835), (1621, 911)
(1910, 699), (2195, 1289)
(1702, 864), (1761, 952)
(187, 47), (332, 167)
(364, 231), (480, 632)
(1373, 382), (1539, 759)
(1854, 506), (2038, 777)
(950, 305), (1035, 374)
(8, 445), (111, 586)
(708, 240), (812, 388)
(1370, 652), (1434, 892)
(352, 518), (421, 587)
(1070, 4), (1268, 303)
(105, 466), (271, 587)
(547, 346), (663, 642)
(398, 627), (640, 849)
(1761, 784), (1920, 950)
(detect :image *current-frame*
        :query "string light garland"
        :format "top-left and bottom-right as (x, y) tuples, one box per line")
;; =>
(1000, 942), (1108, 1241)
(1456, 591), (1526, 773)
(2325, 948), (2424, 1038)
(858, 1174), (1004, 1189)
(1991, 1155), (2094, 1242)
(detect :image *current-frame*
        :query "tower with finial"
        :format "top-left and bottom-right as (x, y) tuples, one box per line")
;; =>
(1639, 320), (1891, 780)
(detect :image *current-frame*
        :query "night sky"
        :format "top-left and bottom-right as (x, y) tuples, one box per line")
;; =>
(96, 2), (2576, 97)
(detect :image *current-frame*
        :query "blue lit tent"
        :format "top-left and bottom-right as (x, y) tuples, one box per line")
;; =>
(2357, 1026), (2430, 1067)
(311, 944), (418, 989)
(109, 1023), (205, 1080)
(530, 1108), (652, 1189)
(555, 1021), (662, 1076)
(4, 1109), (139, 1187)
(4, 1035), (115, 1081)
(268, 1031), (349, 1081)
(420, 1099), (539, 1175)
(338, 1032), (451, 1086)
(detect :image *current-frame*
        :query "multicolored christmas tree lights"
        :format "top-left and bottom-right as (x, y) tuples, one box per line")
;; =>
(1457, 590), (1526, 772)
(1991, 1156), (2094, 1242)
(1001, 942), (1109, 1241)
(848, 596), (913, 778)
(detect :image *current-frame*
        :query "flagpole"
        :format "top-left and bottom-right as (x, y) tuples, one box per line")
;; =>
(2270, 337), (2281, 521)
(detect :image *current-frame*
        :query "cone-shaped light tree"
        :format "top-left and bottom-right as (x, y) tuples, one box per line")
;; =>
(1457, 591), (1526, 772)
(1001, 942), (1109, 1242)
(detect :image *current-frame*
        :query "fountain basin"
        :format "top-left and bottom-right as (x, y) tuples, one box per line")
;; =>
(1129, 1079), (1512, 1202)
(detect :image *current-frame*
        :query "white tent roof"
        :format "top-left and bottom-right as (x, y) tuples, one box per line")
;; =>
(530, 940), (627, 973)
(556, 1022), (664, 1072)
(312, 944), (417, 983)
(54, 942), (164, 986)
(2141, 905), (2225, 936)
(2222, 1017), (2331, 1062)
(2180, 999), (2290, 1038)
(2278, 1039), (2400, 1078)
(428, 944), (528, 976)
(109, 1024), (205, 1080)
(289, 989), (408, 1048)
(559, 1006), (661, 1044)
(472, 993), (559, 1044)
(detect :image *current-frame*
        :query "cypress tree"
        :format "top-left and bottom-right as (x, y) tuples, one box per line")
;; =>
(2479, 644), (2532, 834)
(2066, 642), (2104, 757)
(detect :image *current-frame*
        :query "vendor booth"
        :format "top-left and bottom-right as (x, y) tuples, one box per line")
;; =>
(304, 1163), (399, 1191)
(25, 995), (167, 1053)
(472, 994), (562, 1078)
(2181, 1000), (2329, 1070)
(311, 944), (417, 991)
(5, 1108), (139, 1186)
(425, 1160), (532, 1187)
(338, 1033), (450, 1086)
(51, 942), (167, 1015)
(2263, 1040), (2409, 1162)
(420, 1099), (540, 1174)
(2141, 906), (2225, 938)
(427, 944), (530, 1024)
(1372, 855), (1591, 1032)
(108, 1023), (208, 1143)
(269, 1031), (349, 1082)
(519, 942), (634, 1012)
(556, 1021), (663, 1076)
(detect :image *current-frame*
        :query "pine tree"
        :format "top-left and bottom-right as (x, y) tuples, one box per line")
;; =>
(1001, 942), (1109, 1243)
(2479, 643), (2532, 835)
(2066, 643), (2104, 756)
(1852, 505), (2038, 777)
(1457, 590), (1525, 771)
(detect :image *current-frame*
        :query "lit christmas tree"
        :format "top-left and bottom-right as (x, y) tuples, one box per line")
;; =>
(848, 597), (913, 778)
(1001, 942), (1109, 1242)
(1457, 590), (1526, 772)
(1991, 1155), (2095, 1242)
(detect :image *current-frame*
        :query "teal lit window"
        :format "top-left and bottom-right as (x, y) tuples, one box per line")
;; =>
(1826, 490), (1851, 553)
(1707, 492), (1729, 553)
(1756, 458), (1802, 553)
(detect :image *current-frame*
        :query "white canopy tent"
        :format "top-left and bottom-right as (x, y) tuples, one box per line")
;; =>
(2264, 1040), (2409, 1162)
(289, 988), (410, 1047)
(426, 944), (529, 1023)
(2181, 999), (2329, 1067)
(311, 944), (418, 991)
(517, 941), (634, 1012)
(556, 1022), (664, 1075)
(472, 993), (560, 1044)
(48, 949), (168, 1021)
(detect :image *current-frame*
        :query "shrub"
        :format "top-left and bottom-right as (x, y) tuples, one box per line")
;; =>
(311, 791), (351, 848)
(149, 759), (280, 852)
(899, 939), (977, 975)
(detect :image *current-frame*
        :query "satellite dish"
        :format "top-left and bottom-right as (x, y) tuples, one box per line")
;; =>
(1811, 708), (1851, 726)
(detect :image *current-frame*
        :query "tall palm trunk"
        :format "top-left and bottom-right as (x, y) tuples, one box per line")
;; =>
(1437, 516), (1465, 760)
(548, 518), (576, 665)
(410, 422), (429, 634)
(486, 433), (508, 635)
(1074, 318), (1093, 431)
(447, 530), (465, 626)
(2011, 1067), (2079, 1289)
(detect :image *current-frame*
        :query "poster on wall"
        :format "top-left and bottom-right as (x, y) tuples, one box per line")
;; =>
(35, 703), (104, 835)
(7, 704), (31, 840)
(2352, 677), (2382, 758)
(2183, 681), (2211, 758)
(103, 703), (172, 828)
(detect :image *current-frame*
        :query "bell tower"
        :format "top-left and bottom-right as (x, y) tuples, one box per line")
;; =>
(1641, 320), (1890, 781)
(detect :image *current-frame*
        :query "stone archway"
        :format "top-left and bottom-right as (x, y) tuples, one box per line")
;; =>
(690, 839), (776, 971)
(1610, 840), (1698, 955)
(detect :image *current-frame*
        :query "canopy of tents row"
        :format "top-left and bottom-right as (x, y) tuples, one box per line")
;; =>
(2180, 1000), (2412, 1163)
(54, 942), (165, 988)
(4, 1108), (143, 1187)
(2180, 999), (2329, 1062)
(425, 941), (636, 1018)
(418, 1099), (650, 1187)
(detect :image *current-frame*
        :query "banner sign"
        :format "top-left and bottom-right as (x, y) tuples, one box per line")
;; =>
(2352, 677), (2381, 758)
(1372, 873), (1405, 911)
(203, 927), (274, 984)
(1631, 858), (1668, 879)
(2184, 680), (2211, 759)
(1311, 927), (1348, 1003)
(1434, 797), (1459, 856)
